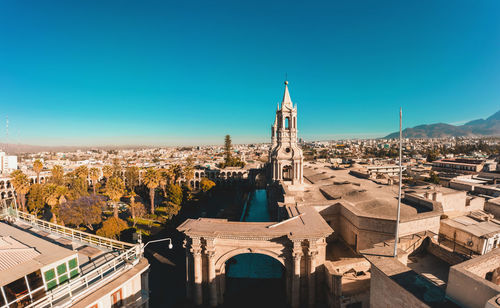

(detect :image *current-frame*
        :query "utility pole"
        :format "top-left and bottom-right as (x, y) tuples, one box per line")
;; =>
(394, 108), (402, 257)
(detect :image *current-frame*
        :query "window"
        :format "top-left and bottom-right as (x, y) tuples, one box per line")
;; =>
(285, 117), (290, 128)
(3, 277), (28, 305)
(111, 289), (123, 308)
(44, 269), (58, 290)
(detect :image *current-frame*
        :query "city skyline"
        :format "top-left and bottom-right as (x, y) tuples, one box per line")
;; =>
(1, 0), (500, 146)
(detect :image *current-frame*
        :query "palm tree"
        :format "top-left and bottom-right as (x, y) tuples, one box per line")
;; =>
(33, 159), (43, 184)
(75, 165), (89, 180)
(102, 165), (113, 181)
(105, 177), (125, 218)
(51, 165), (64, 185)
(169, 164), (183, 185)
(159, 168), (172, 196)
(89, 167), (100, 194)
(43, 183), (68, 223)
(142, 168), (160, 214)
(10, 170), (30, 211)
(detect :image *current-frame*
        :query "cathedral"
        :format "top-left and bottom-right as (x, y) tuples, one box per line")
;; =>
(269, 81), (304, 186)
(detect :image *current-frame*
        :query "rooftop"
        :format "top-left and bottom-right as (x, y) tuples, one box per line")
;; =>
(442, 216), (500, 238)
(0, 222), (76, 286)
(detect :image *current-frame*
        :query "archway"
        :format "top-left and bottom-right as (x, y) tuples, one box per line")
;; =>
(282, 165), (292, 181)
(223, 252), (286, 307)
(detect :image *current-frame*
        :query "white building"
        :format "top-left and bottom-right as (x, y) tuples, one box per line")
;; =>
(0, 152), (17, 174)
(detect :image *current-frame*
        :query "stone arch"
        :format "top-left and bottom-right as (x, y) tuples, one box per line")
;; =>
(1, 192), (5, 199)
(282, 165), (292, 181)
(215, 247), (285, 273)
(285, 117), (290, 129)
(195, 172), (199, 178)
(0, 181), (4, 189)
(6, 181), (11, 189)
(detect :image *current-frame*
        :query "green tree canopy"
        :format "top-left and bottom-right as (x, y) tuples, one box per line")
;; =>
(96, 217), (128, 240)
(200, 178), (216, 193)
(166, 183), (183, 206)
(59, 195), (104, 231)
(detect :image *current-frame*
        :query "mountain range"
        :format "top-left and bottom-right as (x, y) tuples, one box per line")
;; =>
(385, 110), (500, 139)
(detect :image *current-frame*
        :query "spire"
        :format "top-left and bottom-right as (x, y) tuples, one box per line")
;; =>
(281, 80), (293, 109)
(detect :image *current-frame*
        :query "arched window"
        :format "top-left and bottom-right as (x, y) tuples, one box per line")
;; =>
(293, 117), (296, 128)
(285, 117), (290, 129)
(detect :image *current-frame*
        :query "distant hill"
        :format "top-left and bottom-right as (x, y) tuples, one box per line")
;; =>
(384, 110), (500, 139)
(0, 143), (155, 154)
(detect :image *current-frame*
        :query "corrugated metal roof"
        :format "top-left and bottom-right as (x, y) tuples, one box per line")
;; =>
(0, 236), (40, 271)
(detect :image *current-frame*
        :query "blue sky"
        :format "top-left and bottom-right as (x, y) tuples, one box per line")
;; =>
(0, 0), (499, 146)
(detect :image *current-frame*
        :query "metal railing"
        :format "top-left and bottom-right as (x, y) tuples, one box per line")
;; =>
(25, 245), (141, 308)
(0, 207), (144, 308)
(11, 209), (135, 250)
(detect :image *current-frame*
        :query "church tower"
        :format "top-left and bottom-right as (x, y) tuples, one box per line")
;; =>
(270, 81), (304, 185)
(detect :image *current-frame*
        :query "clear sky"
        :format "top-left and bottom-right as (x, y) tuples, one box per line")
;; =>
(0, 0), (499, 146)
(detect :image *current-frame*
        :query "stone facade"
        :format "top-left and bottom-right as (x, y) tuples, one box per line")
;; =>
(270, 81), (304, 186)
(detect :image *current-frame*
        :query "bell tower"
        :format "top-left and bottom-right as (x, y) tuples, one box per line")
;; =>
(270, 81), (304, 185)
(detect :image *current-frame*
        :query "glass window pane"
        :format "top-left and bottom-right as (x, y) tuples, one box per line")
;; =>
(58, 274), (69, 284)
(27, 270), (44, 290)
(44, 269), (55, 281)
(68, 258), (78, 269)
(57, 263), (67, 275)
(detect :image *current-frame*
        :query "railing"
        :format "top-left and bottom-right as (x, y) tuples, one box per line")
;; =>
(25, 246), (141, 308)
(12, 209), (135, 250)
(0, 208), (143, 308)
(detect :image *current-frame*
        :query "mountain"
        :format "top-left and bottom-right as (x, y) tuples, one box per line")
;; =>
(384, 110), (500, 139)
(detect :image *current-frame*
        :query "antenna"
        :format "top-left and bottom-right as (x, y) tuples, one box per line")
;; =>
(285, 72), (288, 81)
(394, 108), (403, 257)
(5, 116), (8, 154)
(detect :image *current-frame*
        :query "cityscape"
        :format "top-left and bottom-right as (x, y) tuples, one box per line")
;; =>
(1, 1), (500, 308)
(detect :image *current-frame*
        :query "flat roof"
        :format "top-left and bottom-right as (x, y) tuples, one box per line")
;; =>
(0, 222), (76, 286)
(442, 217), (500, 237)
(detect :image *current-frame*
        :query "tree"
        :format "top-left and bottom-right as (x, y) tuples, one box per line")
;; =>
(75, 165), (89, 180)
(33, 159), (43, 184)
(102, 165), (113, 181)
(96, 217), (128, 240)
(184, 157), (195, 188)
(43, 184), (68, 223)
(166, 183), (183, 206)
(59, 195), (104, 231)
(27, 183), (45, 215)
(429, 171), (440, 184)
(169, 164), (183, 184)
(224, 134), (232, 166)
(51, 165), (64, 185)
(129, 202), (146, 227)
(112, 158), (122, 178)
(68, 176), (88, 200)
(143, 168), (160, 213)
(89, 167), (100, 194)
(105, 177), (125, 218)
(162, 200), (181, 219)
(10, 170), (30, 211)
(125, 166), (140, 191)
(426, 150), (439, 162)
(200, 178), (216, 193)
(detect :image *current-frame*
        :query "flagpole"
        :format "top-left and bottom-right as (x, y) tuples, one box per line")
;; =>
(394, 108), (402, 257)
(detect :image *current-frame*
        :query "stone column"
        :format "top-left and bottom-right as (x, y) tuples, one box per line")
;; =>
(292, 251), (302, 308)
(183, 240), (191, 299)
(308, 250), (318, 307)
(191, 245), (203, 306)
(207, 251), (218, 307)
